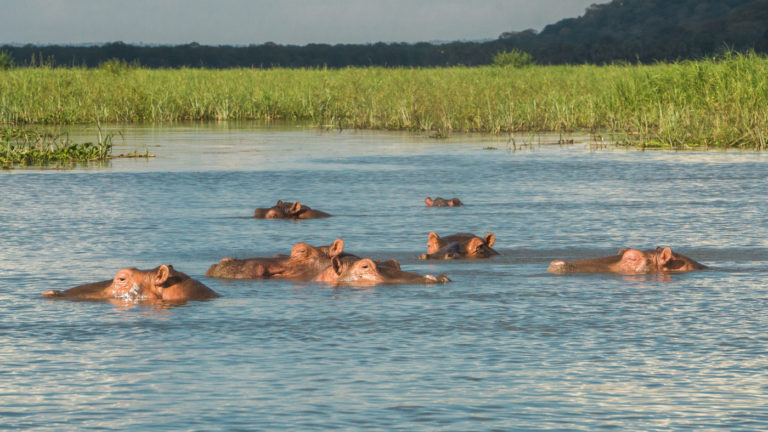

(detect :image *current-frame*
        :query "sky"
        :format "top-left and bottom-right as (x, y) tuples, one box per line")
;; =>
(0, 0), (610, 46)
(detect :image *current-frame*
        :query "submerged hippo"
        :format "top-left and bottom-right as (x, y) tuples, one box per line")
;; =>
(547, 247), (707, 274)
(314, 256), (451, 286)
(419, 232), (499, 260)
(425, 197), (463, 207)
(206, 239), (346, 281)
(42, 265), (219, 303)
(254, 200), (331, 219)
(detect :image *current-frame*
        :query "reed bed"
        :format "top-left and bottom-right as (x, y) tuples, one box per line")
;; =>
(0, 127), (113, 167)
(1, 52), (766, 149)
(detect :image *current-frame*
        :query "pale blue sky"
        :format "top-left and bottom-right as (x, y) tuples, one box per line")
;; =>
(0, 0), (610, 45)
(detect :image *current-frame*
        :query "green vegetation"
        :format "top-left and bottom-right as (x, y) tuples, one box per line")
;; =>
(0, 51), (14, 70)
(492, 49), (533, 68)
(1, 127), (113, 167)
(1, 52), (766, 149)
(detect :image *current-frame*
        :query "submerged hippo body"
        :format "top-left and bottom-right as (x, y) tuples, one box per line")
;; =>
(419, 232), (499, 260)
(254, 200), (331, 219)
(42, 265), (219, 303)
(425, 197), (463, 207)
(206, 239), (346, 281)
(315, 257), (451, 286)
(548, 247), (707, 274)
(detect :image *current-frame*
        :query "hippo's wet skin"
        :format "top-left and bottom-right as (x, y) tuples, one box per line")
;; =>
(314, 256), (451, 286)
(254, 200), (330, 219)
(419, 232), (499, 260)
(206, 239), (347, 281)
(548, 247), (707, 274)
(43, 265), (219, 303)
(425, 197), (463, 207)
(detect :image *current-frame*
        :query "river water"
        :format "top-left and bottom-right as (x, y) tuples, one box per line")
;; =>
(2, 123), (767, 431)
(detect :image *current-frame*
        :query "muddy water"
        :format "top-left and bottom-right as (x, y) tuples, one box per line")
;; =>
(2, 123), (767, 430)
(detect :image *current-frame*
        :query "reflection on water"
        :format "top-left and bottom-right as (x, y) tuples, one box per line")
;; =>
(1, 123), (768, 430)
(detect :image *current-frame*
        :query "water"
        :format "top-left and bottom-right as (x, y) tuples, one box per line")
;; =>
(2, 123), (767, 431)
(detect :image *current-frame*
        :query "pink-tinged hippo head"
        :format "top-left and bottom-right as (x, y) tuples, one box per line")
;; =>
(42, 265), (219, 303)
(206, 239), (346, 281)
(548, 247), (707, 274)
(419, 232), (499, 260)
(315, 257), (451, 286)
(425, 197), (463, 207)
(253, 200), (331, 219)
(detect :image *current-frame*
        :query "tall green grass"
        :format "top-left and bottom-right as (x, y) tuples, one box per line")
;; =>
(1, 52), (766, 149)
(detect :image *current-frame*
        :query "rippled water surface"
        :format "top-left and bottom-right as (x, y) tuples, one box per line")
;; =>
(2, 123), (768, 431)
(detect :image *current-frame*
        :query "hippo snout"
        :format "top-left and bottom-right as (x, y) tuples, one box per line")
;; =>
(424, 274), (452, 283)
(547, 260), (571, 274)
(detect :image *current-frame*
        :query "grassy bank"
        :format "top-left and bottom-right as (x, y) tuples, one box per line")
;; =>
(1, 53), (766, 149)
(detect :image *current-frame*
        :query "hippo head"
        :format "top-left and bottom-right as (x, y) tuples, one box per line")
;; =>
(419, 232), (498, 260)
(644, 247), (707, 272)
(110, 265), (179, 301)
(548, 247), (706, 274)
(254, 200), (331, 219)
(323, 257), (451, 286)
(265, 200), (302, 219)
(206, 239), (345, 281)
(425, 197), (463, 207)
(44, 265), (218, 302)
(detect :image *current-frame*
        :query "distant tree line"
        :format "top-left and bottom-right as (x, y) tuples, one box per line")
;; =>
(1, 0), (766, 68)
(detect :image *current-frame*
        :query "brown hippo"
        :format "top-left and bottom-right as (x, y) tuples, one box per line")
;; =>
(206, 239), (346, 281)
(42, 265), (219, 303)
(425, 197), (463, 207)
(253, 200), (331, 219)
(419, 232), (499, 260)
(314, 256), (451, 286)
(547, 247), (707, 274)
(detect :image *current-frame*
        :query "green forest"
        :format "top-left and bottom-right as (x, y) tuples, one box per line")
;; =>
(1, 0), (767, 68)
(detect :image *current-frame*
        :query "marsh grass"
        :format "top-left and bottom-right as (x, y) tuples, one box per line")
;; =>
(1, 52), (766, 149)
(0, 126), (113, 167)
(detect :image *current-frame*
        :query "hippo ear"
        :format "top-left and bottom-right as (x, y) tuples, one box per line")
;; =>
(658, 247), (673, 265)
(425, 197), (434, 206)
(329, 239), (344, 257)
(618, 248), (630, 255)
(332, 257), (344, 276)
(276, 200), (283, 206)
(155, 265), (172, 286)
(468, 237), (485, 252)
(427, 232), (441, 253)
(484, 233), (495, 247)
(289, 201), (302, 215)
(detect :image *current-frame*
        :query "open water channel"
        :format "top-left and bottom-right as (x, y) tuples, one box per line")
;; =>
(1, 123), (767, 430)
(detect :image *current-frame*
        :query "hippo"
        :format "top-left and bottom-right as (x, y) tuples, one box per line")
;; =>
(206, 239), (346, 281)
(314, 256), (451, 286)
(547, 247), (707, 274)
(42, 265), (219, 303)
(425, 197), (463, 207)
(254, 200), (330, 219)
(419, 232), (499, 260)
